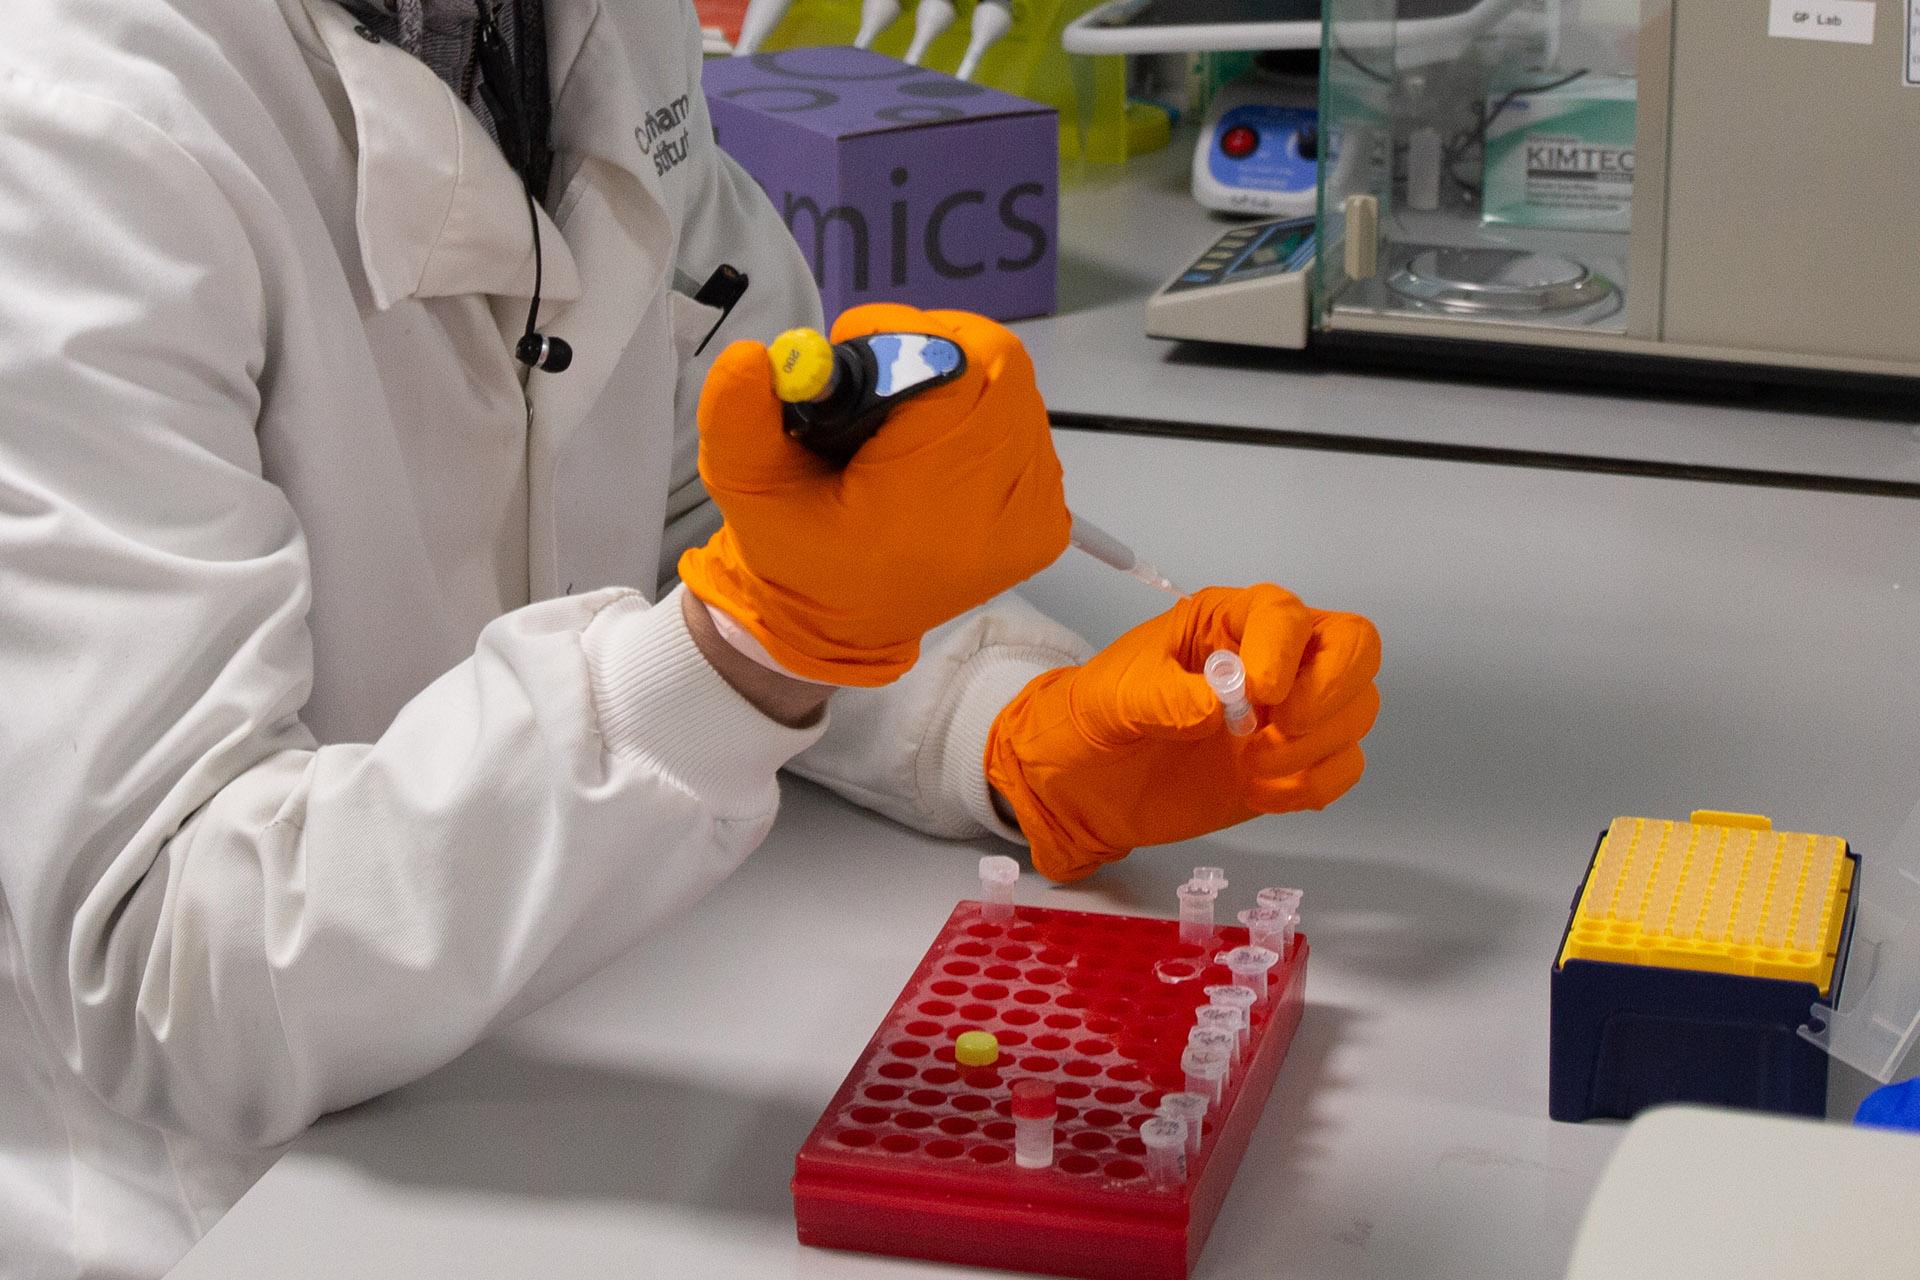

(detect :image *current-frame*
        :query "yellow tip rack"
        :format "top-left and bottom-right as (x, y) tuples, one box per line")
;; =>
(1558, 811), (1855, 996)
(1550, 809), (1861, 1123)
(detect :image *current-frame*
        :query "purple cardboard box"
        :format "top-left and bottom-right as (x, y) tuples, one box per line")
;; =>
(703, 46), (1058, 323)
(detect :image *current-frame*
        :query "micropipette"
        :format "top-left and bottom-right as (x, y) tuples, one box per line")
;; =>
(854, 0), (904, 49)
(955, 0), (1014, 80)
(765, 328), (1185, 600)
(904, 0), (958, 64)
(731, 0), (789, 55)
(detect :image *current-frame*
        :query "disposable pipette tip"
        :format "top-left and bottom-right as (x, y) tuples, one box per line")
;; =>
(1068, 515), (1183, 598)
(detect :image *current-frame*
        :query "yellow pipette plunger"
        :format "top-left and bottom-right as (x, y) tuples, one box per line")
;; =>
(767, 327), (1181, 597)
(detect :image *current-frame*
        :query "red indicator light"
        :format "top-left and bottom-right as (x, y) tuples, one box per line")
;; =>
(1220, 126), (1259, 159)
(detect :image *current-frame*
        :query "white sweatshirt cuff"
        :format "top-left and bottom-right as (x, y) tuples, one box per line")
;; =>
(582, 587), (826, 816)
(928, 648), (1063, 845)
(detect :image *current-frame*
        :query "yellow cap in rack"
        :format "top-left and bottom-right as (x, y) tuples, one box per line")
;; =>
(954, 1030), (999, 1067)
(768, 327), (835, 404)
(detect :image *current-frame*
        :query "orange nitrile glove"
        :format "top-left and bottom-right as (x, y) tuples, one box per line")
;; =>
(984, 585), (1382, 882)
(677, 304), (1072, 686)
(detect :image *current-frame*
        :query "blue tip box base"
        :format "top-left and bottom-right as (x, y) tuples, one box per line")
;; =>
(1548, 834), (1861, 1124)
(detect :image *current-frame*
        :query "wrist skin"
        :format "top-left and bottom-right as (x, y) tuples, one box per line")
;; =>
(681, 589), (834, 729)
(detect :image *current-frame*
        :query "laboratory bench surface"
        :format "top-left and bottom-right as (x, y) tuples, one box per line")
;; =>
(166, 430), (1920, 1280)
(1013, 134), (1920, 493)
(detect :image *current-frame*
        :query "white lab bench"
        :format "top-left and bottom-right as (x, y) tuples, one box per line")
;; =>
(162, 154), (1920, 1280)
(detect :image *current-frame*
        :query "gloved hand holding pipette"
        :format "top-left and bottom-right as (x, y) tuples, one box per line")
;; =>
(718, 308), (1382, 884)
(679, 303), (1072, 686)
(985, 586), (1382, 882)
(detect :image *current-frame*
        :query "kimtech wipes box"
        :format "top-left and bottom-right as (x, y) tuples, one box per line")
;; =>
(703, 47), (1058, 323)
(1482, 74), (1637, 233)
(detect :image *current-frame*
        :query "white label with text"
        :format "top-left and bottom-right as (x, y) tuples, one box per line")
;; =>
(1768, 0), (1877, 43)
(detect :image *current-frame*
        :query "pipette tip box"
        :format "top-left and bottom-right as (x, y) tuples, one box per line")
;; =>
(1550, 811), (1859, 1123)
(792, 902), (1308, 1279)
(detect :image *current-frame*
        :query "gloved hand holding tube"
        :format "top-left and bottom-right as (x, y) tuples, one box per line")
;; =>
(678, 303), (1072, 687)
(685, 303), (1382, 885)
(985, 586), (1382, 882)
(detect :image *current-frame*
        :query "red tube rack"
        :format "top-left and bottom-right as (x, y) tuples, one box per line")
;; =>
(792, 901), (1309, 1279)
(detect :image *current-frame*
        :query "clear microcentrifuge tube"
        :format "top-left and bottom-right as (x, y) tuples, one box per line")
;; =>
(1239, 906), (1288, 955)
(1190, 866), (1228, 895)
(1177, 880), (1217, 944)
(1204, 650), (1257, 736)
(1205, 984), (1256, 1046)
(1187, 1027), (1239, 1088)
(1257, 887), (1303, 949)
(1221, 945), (1281, 1000)
(979, 854), (1019, 924)
(1157, 1091), (1209, 1155)
(1139, 1115), (1188, 1188)
(1011, 1078), (1057, 1169)
(1182, 1043), (1230, 1107)
(1195, 1004), (1245, 1060)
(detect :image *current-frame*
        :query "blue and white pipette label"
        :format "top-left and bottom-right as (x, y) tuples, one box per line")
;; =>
(868, 333), (964, 397)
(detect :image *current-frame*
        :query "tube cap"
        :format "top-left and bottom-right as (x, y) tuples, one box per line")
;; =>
(954, 1030), (1000, 1067)
(1011, 1078), (1058, 1119)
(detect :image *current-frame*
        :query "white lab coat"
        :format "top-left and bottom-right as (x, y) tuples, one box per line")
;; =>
(0, 2), (1088, 1276)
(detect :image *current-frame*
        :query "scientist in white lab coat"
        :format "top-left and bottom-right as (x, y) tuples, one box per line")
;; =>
(0, 2), (1383, 1276)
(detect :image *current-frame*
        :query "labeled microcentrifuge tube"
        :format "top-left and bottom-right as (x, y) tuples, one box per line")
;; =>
(1182, 1043), (1230, 1106)
(1204, 650), (1258, 736)
(1187, 1027), (1239, 1088)
(1177, 879), (1217, 944)
(979, 854), (1019, 923)
(1190, 866), (1228, 895)
(1139, 1115), (1188, 1188)
(1011, 1078), (1057, 1169)
(1157, 1091), (1209, 1155)
(1221, 944), (1281, 1000)
(1206, 983), (1256, 1042)
(1239, 906), (1288, 954)
(1257, 887), (1303, 948)
(1195, 1004), (1245, 1060)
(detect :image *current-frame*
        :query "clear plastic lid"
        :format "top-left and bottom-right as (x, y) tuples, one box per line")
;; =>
(1801, 797), (1920, 1083)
